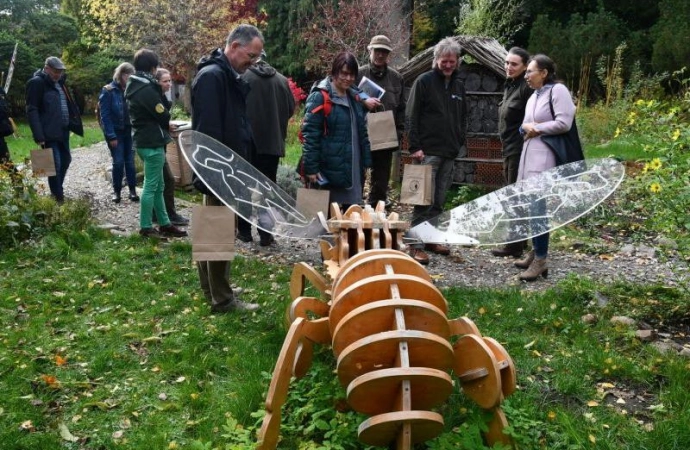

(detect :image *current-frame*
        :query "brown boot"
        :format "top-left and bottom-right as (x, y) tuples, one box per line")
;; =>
(514, 250), (534, 269)
(491, 241), (525, 258)
(519, 257), (548, 281)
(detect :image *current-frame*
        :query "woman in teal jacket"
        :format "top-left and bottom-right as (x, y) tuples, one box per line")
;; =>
(301, 51), (372, 208)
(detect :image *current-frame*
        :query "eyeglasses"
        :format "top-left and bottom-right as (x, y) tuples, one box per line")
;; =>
(243, 47), (261, 62)
(525, 69), (543, 75)
(338, 70), (355, 80)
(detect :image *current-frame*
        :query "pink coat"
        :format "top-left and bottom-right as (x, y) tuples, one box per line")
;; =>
(517, 83), (576, 181)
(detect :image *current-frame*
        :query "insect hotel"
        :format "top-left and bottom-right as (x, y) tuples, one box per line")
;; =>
(257, 202), (516, 449)
(399, 36), (509, 187)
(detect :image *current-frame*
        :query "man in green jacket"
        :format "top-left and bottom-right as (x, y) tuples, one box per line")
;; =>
(406, 37), (467, 260)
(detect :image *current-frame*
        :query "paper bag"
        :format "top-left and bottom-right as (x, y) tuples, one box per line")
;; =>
(296, 186), (330, 220)
(400, 164), (432, 205)
(191, 205), (236, 261)
(366, 110), (398, 151)
(30, 148), (56, 177)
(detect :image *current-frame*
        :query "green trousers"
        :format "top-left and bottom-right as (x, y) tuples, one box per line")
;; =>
(136, 147), (170, 229)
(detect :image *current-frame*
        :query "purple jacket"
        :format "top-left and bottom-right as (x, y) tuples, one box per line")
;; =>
(517, 83), (575, 181)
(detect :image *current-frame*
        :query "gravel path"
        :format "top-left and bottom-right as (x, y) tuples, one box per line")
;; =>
(60, 143), (689, 293)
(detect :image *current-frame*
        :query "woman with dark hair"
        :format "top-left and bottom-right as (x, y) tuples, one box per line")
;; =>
(300, 51), (372, 208)
(515, 54), (576, 281)
(125, 48), (186, 238)
(99, 62), (138, 203)
(492, 46), (533, 258)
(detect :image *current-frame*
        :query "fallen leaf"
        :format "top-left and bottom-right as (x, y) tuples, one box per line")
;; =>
(112, 430), (124, 439)
(175, 376), (186, 383)
(523, 340), (536, 349)
(55, 355), (67, 366)
(478, 307), (486, 315)
(587, 400), (599, 407)
(159, 393), (168, 401)
(19, 420), (35, 431)
(589, 434), (596, 444)
(58, 422), (79, 442)
(600, 382), (615, 389)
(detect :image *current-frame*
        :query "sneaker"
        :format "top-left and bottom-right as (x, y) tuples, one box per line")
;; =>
(112, 193), (121, 203)
(237, 232), (253, 243)
(210, 299), (260, 313)
(158, 224), (188, 237)
(139, 227), (162, 238)
(169, 213), (189, 226)
(129, 192), (140, 202)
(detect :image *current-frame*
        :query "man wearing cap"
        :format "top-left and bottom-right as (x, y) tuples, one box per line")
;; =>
(242, 51), (296, 247)
(357, 35), (407, 211)
(26, 56), (83, 203)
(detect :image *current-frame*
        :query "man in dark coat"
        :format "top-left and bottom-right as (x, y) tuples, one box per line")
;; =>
(25, 56), (83, 203)
(357, 35), (407, 209)
(191, 24), (263, 313)
(242, 55), (295, 246)
(406, 38), (467, 262)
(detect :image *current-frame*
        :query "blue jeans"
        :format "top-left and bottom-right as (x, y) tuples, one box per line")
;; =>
(412, 155), (455, 226)
(46, 128), (71, 201)
(136, 147), (170, 229)
(110, 129), (136, 194)
(530, 197), (549, 258)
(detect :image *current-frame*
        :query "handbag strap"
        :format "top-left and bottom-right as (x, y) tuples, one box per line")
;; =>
(548, 86), (555, 120)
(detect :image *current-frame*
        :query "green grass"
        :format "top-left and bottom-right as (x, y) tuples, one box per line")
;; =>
(7, 118), (105, 162)
(1, 226), (688, 449)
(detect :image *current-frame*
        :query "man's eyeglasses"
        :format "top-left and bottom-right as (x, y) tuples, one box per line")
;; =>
(243, 47), (261, 62)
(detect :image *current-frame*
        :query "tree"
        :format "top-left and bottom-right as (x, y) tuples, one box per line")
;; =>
(299, 0), (411, 77)
(652, 0), (690, 75)
(81, 0), (263, 81)
(455, 0), (525, 45)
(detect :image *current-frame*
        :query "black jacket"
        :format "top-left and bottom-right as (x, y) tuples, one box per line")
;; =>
(25, 70), (83, 143)
(125, 72), (171, 149)
(406, 67), (467, 158)
(191, 48), (252, 160)
(243, 61), (295, 157)
(358, 64), (406, 141)
(498, 76), (533, 158)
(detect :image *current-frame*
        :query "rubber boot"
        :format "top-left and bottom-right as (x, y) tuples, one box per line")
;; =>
(519, 257), (548, 281)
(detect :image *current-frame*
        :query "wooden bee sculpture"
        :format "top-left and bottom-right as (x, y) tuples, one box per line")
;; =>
(257, 203), (516, 449)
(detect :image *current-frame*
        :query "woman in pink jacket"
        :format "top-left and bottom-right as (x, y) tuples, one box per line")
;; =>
(515, 54), (576, 281)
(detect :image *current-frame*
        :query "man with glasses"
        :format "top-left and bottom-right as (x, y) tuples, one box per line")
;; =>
(26, 56), (83, 203)
(191, 24), (263, 313)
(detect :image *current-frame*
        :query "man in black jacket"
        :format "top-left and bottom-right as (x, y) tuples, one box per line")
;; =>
(26, 56), (83, 203)
(242, 55), (295, 246)
(406, 38), (467, 261)
(191, 24), (263, 313)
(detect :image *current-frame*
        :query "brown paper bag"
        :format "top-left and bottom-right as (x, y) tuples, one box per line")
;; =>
(296, 186), (330, 220)
(400, 164), (432, 205)
(366, 110), (399, 151)
(30, 148), (56, 177)
(191, 205), (236, 261)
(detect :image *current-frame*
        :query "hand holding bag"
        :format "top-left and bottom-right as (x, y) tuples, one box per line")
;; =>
(296, 183), (330, 220)
(400, 163), (432, 205)
(30, 148), (56, 177)
(366, 109), (399, 151)
(191, 205), (236, 261)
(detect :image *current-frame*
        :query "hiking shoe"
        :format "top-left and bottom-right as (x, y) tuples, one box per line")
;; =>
(128, 193), (140, 202)
(210, 299), (260, 313)
(237, 232), (253, 243)
(425, 243), (451, 255)
(112, 193), (121, 203)
(259, 235), (276, 247)
(410, 248), (430, 265)
(159, 224), (188, 237)
(139, 227), (162, 238)
(169, 213), (189, 226)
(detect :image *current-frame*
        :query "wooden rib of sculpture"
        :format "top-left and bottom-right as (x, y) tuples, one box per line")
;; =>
(257, 202), (516, 449)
